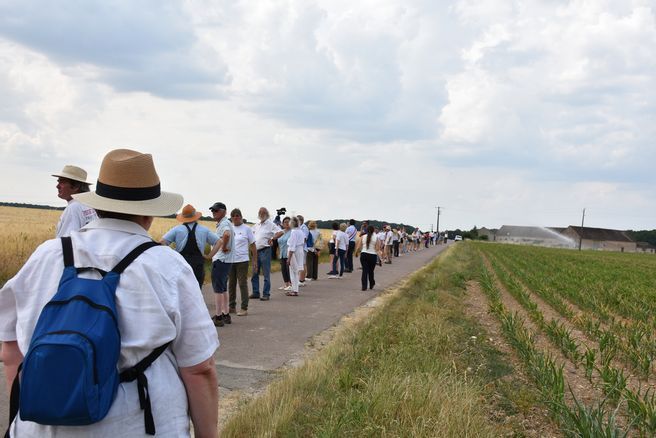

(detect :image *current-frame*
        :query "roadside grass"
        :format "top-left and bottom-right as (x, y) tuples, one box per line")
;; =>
(222, 244), (539, 437)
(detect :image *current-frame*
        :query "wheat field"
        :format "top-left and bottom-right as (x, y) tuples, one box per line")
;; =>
(0, 206), (337, 286)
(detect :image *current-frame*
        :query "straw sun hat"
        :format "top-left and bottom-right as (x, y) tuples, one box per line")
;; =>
(52, 165), (92, 184)
(73, 149), (183, 217)
(176, 204), (202, 223)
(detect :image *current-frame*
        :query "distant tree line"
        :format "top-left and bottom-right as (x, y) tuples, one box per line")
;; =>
(310, 219), (412, 231)
(3, 203), (653, 244)
(626, 230), (656, 246)
(0, 202), (64, 211)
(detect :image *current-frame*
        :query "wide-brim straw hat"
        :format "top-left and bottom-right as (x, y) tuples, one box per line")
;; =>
(73, 149), (183, 217)
(52, 165), (92, 184)
(176, 204), (202, 223)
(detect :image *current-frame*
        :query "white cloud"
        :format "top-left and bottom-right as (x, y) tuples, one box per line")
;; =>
(0, 0), (654, 231)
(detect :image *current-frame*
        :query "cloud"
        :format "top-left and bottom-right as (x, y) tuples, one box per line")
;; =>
(0, 0), (227, 98)
(0, 0), (655, 231)
(437, 0), (656, 184)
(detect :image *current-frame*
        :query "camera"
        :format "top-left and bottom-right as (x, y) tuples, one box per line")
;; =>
(276, 207), (286, 216)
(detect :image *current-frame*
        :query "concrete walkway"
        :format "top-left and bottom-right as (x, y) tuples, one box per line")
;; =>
(0, 243), (448, 431)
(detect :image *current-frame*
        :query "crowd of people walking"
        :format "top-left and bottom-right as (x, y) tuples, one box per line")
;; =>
(0, 155), (445, 436)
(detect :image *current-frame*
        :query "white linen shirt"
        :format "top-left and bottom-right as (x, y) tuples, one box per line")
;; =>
(286, 228), (305, 256)
(0, 218), (219, 437)
(55, 199), (98, 237)
(252, 219), (282, 250)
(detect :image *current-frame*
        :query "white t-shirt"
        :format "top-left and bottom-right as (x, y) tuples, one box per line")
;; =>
(361, 233), (379, 254)
(335, 230), (348, 251)
(56, 199), (98, 237)
(0, 219), (219, 437)
(231, 224), (255, 263)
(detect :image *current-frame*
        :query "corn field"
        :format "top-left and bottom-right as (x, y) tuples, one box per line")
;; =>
(473, 242), (656, 436)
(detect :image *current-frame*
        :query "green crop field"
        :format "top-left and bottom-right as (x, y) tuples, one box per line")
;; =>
(473, 242), (656, 436)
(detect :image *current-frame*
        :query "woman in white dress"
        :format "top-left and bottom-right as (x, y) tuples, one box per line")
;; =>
(286, 217), (306, 296)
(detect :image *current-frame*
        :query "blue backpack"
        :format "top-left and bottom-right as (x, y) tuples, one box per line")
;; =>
(7, 237), (168, 436)
(306, 230), (314, 248)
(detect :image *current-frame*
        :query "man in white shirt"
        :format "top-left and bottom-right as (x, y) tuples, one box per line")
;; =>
(383, 225), (394, 264)
(250, 207), (283, 301)
(0, 149), (219, 437)
(345, 219), (357, 273)
(52, 165), (98, 237)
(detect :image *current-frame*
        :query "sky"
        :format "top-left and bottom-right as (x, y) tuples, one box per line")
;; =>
(0, 0), (654, 231)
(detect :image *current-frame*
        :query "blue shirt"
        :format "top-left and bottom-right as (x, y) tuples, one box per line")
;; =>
(278, 230), (291, 259)
(162, 222), (218, 255)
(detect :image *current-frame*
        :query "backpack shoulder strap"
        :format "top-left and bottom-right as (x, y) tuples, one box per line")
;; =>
(119, 342), (172, 435)
(61, 236), (74, 267)
(111, 241), (160, 275)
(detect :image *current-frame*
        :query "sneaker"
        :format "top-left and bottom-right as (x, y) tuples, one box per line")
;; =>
(283, 285), (292, 291)
(237, 309), (248, 316)
(212, 315), (224, 327)
(222, 313), (231, 324)
(249, 294), (260, 299)
(299, 281), (306, 287)
(278, 286), (286, 290)
(328, 275), (338, 279)
(260, 296), (270, 301)
(305, 278), (313, 282)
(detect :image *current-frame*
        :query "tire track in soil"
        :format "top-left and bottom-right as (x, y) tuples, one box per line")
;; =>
(463, 280), (561, 438)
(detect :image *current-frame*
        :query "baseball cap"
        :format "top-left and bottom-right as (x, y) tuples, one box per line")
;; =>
(209, 202), (227, 211)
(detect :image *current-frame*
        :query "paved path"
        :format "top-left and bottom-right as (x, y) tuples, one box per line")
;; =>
(0, 244), (448, 430)
(203, 244), (447, 395)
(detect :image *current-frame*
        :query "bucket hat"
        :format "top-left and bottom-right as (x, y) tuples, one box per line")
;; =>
(176, 204), (202, 223)
(73, 149), (183, 217)
(52, 165), (92, 184)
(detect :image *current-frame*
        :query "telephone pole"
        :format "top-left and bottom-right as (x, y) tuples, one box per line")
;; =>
(435, 206), (441, 235)
(578, 208), (586, 251)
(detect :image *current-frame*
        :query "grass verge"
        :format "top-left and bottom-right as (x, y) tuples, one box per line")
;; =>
(221, 244), (540, 437)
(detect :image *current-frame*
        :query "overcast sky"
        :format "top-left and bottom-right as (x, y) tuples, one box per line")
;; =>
(1, 0), (654, 231)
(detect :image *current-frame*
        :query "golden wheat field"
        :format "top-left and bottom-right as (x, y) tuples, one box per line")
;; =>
(0, 206), (337, 286)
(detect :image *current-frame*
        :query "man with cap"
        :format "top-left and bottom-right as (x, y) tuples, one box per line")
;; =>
(52, 165), (98, 237)
(160, 204), (218, 289)
(205, 202), (234, 327)
(0, 149), (219, 437)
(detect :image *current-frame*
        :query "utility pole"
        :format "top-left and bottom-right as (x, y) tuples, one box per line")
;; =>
(435, 206), (441, 235)
(578, 208), (586, 251)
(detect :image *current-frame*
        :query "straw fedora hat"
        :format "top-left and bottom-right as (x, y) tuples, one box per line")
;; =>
(52, 165), (92, 184)
(176, 204), (202, 223)
(73, 149), (183, 217)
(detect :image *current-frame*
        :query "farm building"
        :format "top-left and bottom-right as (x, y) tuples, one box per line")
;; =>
(562, 226), (637, 252)
(636, 242), (656, 254)
(495, 225), (575, 248)
(478, 227), (497, 240)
